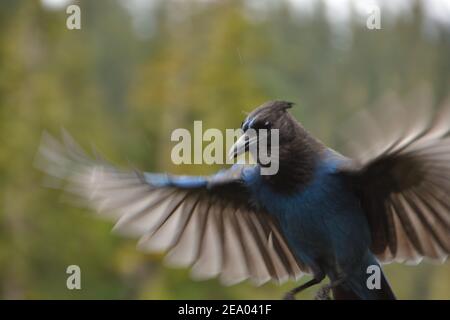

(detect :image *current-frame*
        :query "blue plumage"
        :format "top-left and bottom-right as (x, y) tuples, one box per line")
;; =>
(140, 146), (394, 298)
(243, 148), (382, 298)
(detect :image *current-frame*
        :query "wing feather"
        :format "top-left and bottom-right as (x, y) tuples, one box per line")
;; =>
(340, 94), (450, 263)
(36, 132), (307, 285)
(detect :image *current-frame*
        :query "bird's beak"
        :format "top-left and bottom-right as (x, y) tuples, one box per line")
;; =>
(228, 132), (257, 160)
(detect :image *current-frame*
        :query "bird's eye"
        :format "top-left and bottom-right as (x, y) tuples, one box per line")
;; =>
(259, 121), (271, 129)
(252, 120), (271, 131)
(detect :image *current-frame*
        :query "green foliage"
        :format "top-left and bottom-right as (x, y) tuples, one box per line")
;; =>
(0, 0), (448, 299)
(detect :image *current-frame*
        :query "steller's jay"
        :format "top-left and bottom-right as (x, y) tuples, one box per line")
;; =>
(36, 100), (449, 299)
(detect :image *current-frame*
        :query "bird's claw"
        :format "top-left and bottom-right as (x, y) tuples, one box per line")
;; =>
(314, 285), (332, 300)
(283, 292), (296, 300)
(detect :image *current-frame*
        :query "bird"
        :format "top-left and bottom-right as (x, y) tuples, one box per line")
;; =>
(36, 99), (450, 299)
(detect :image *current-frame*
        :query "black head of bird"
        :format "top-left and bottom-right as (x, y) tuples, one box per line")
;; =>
(230, 100), (324, 193)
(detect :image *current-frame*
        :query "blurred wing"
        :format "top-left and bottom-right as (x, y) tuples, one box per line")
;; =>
(340, 95), (450, 264)
(35, 131), (306, 285)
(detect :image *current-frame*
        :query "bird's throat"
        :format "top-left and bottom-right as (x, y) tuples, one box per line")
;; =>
(262, 130), (324, 194)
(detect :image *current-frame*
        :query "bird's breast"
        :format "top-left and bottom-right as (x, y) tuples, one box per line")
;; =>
(244, 160), (371, 269)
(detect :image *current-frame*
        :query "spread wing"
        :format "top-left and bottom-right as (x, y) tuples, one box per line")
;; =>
(35, 131), (307, 285)
(339, 95), (450, 264)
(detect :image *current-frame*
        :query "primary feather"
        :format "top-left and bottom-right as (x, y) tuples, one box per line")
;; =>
(35, 130), (305, 286)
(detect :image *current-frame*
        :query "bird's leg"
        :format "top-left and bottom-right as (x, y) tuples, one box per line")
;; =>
(314, 277), (346, 300)
(283, 275), (324, 300)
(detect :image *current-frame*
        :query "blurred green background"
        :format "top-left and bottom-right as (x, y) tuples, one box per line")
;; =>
(0, 0), (449, 299)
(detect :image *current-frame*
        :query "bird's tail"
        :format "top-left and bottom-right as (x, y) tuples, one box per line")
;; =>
(332, 256), (396, 300)
(332, 284), (360, 300)
(332, 272), (396, 300)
